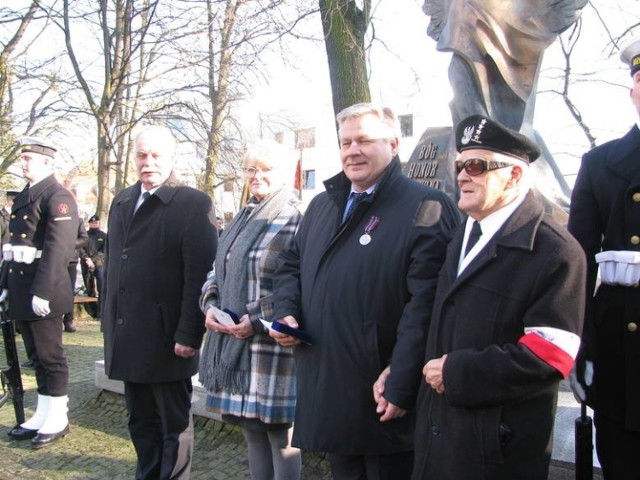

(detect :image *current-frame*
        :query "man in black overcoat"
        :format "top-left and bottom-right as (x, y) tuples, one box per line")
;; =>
(568, 37), (640, 479)
(412, 116), (586, 479)
(271, 103), (460, 480)
(1, 137), (79, 448)
(102, 125), (217, 479)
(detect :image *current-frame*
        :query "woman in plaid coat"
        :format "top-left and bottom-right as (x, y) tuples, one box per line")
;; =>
(199, 141), (304, 480)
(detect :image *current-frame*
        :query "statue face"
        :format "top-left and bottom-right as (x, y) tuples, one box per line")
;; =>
(469, 0), (586, 40)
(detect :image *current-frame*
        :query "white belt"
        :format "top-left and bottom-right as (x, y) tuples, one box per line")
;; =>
(2, 245), (43, 264)
(596, 250), (640, 287)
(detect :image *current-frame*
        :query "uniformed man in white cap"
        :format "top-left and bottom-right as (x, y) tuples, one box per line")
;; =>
(0, 136), (78, 448)
(568, 36), (640, 479)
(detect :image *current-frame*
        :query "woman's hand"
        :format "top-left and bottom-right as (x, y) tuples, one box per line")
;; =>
(204, 306), (234, 335)
(227, 314), (255, 340)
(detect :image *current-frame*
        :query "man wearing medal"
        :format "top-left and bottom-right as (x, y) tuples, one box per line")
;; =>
(270, 103), (460, 479)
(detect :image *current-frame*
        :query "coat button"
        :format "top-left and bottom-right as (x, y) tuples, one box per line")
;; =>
(116, 318), (124, 325)
(8, 269), (12, 273)
(20, 233), (26, 238)
(628, 322), (638, 333)
(22, 215), (28, 220)
(121, 254), (128, 260)
(431, 426), (440, 436)
(632, 236), (640, 246)
(633, 192), (640, 202)
(10, 214), (15, 219)
(9, 232), (13, 237)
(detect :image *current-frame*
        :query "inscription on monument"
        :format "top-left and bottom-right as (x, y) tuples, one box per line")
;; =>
(403, 126), (457, 198)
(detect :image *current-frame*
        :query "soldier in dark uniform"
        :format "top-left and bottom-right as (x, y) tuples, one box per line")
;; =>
(62, 217), (88, 333)
(0, 137), (79, 448)
(0, 191), (19, 251)
(568, 37), (640, 479)
(80, 214), (106, 303)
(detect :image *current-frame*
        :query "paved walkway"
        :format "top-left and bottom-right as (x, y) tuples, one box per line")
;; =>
(0, 317), (600, 479)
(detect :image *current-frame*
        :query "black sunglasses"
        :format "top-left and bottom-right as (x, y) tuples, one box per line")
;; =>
(454, 158), (512, 176)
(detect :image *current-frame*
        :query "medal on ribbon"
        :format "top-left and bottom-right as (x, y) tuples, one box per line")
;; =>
(360, 215), (380, 246)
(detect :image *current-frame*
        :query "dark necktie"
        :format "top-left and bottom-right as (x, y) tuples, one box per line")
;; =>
(134, 191), (151, 214)
(343, 191), (368, 221)
(465, 221), (482, 256)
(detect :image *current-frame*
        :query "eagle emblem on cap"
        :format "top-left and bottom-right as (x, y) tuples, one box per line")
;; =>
(461, 126), (474, 145)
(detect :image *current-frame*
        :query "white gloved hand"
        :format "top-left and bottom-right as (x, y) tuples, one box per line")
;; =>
(12, 246), (24, 263)
(569, 360), (594, 403)
(2, 244), (12, 261)
(0, 289), (8, 303)
(12, 246), (37, 264)
(31, 295), (50, 317)
(21, 247), (37, 264)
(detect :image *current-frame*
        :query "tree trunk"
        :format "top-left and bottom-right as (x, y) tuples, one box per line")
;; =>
(319, 0), (371, 142)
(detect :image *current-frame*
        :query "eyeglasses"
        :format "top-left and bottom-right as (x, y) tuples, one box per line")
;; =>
(454, 158), (512, 176)
(242, 166), (272, 178)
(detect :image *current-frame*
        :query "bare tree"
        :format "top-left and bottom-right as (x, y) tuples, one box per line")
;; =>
(0, 1), (39, 175)
(319, 0), (372, 140)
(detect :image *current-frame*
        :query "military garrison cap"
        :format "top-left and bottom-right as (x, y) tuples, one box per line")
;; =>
(455, 115), (541, 164)
(20, 136), (57, 157)
(5, 191), (20, 198)
(89, 215), (100, 222)
(620, 36), (640, 76)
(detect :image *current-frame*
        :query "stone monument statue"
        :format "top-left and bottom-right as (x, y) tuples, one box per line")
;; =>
(405, 0), (588, 219)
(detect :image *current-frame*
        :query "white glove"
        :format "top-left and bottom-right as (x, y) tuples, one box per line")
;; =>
(2, 244), (12, 261)
(12, 246), (37, 264)
(569, 360), (594, 403)
(31, 295), (50, 317)
(0, 289), (7, 303)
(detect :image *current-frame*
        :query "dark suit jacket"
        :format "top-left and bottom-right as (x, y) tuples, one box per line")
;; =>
(0, 175), (78, 320)
(102, 174), (217, 383)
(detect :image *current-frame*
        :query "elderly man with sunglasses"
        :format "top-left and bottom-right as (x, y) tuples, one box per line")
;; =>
(412, 115), (586, 480)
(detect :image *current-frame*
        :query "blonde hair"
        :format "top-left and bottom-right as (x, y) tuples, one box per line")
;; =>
(242, 140), (297, 188)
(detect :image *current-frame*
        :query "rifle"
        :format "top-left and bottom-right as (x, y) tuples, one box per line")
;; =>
(0, 300), (25, 425)
(575, 401), (593, 480)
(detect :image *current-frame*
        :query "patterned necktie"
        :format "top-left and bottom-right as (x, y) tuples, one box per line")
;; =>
(465, 221), (482, 256)
(343, 191), (368, 221)
(142, 191), (150, 202)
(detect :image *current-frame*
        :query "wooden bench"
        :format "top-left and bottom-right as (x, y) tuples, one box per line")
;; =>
(73, 296), (98, 304)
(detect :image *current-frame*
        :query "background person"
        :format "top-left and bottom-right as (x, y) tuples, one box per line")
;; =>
(199, 141), (303, 480)
(81, 214), (106, 312)
(413, 115), (586, 479)
(215, 216), (224, 237)
(62, 217), (88, 333)
(568, 37), (640, 479)
(0, 191), (19, 252)
(270, 103), (460, 480)
(1, 136), (79, 448)
(102, 125), (217, 479)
